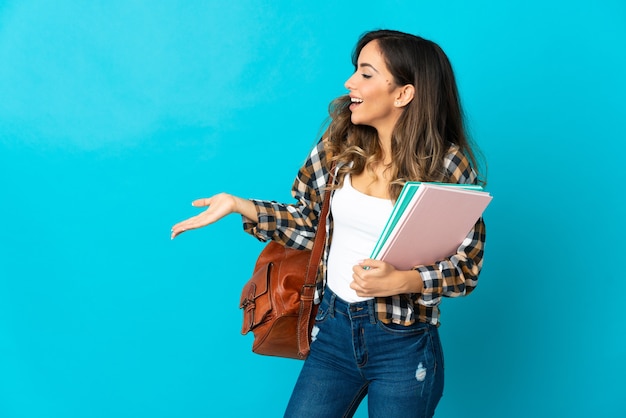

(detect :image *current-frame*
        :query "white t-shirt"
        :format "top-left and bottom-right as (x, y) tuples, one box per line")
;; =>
(326, 174), (394, 302)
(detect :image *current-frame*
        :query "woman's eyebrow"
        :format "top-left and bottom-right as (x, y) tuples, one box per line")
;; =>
(358, 62), (380, 73)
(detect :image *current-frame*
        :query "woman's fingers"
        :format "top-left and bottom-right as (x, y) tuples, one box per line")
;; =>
(170, 194), (237, 240)
(171, 201), (209, 239)
(192, 197), (212, 207)
(350, 260), (399, 296)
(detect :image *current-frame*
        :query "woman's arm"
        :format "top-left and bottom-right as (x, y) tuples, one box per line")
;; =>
(414, 146), (486, 303)
(349, 145), (486, 301)
(349, 217), (484, 300)
(171, 138), (331, 248)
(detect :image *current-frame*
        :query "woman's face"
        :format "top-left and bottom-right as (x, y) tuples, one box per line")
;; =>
(344, 40), (403, 135)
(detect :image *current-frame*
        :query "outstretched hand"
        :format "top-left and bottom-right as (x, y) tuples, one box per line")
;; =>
(170, 193), (238, 240)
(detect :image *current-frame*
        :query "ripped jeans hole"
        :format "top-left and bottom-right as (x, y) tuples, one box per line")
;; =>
(415, 362), (427, 381)
(311, 325), (320, 342)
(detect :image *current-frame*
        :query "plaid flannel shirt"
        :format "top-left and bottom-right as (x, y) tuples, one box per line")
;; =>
(243, 139), (486, 326)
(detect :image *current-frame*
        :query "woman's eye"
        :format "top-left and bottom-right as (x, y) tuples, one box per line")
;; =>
(361, 74), (372, 79)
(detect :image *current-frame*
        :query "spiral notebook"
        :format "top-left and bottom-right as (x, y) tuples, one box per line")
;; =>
(370, 182), (492, 270)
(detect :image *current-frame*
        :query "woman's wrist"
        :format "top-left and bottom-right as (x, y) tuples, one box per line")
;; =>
(233, 195), (257, 220)
(398, 269), (423, 294)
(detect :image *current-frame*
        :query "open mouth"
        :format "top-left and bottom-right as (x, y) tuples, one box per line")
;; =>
(349, 97), (363, 109)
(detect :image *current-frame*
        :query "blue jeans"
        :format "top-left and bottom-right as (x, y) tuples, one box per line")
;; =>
(284, 288), (444, 418)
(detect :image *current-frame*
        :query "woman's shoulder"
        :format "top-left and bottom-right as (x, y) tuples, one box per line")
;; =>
(443, 144), (477, 184)
(302, 137), (331, 169)
(296, 137), (332, 185)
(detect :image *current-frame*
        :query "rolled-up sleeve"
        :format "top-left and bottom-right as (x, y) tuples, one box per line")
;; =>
(416, 217), (485, 306)
(413, 146), (487, 306)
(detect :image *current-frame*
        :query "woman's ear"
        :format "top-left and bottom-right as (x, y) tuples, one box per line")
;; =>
(394, 84), (415, 107)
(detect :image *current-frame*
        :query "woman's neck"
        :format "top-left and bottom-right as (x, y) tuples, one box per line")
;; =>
(377, 132), (393, 166)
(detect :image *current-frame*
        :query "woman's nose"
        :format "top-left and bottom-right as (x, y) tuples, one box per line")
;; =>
(344, 73), (356, 91)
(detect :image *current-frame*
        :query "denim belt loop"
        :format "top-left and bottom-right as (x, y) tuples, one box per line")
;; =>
(367, 298), (376, 324)
(328, 291), (336, 317)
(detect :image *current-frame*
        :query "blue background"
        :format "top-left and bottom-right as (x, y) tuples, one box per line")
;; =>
(1, 1), (624, 417)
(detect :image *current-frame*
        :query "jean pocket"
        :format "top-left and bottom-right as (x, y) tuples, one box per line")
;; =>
(377, 320), (430, 336)
(315, 297), (332, 322)
(315, 307), (327, 322)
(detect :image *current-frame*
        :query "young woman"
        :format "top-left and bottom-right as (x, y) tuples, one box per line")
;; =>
(171, 29), (486, 418)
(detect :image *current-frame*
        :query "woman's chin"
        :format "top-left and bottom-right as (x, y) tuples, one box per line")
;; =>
(350, 114), (364, 125)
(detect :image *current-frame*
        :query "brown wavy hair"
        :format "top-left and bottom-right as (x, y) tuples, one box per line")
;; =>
(325, 30), (485, 200)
